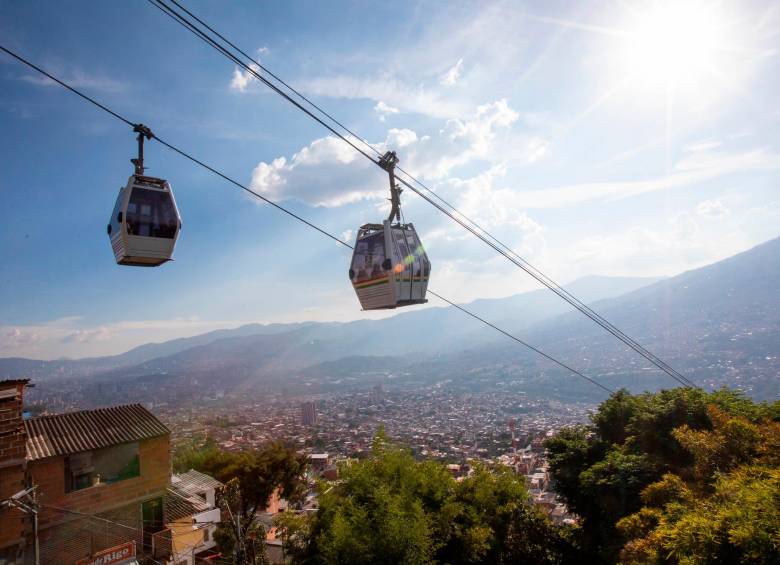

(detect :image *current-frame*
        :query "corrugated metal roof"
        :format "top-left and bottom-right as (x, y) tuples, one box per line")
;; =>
(25, 404), (169, 461)
(172, 470), (224, 494)
(165, 486), (210, 522)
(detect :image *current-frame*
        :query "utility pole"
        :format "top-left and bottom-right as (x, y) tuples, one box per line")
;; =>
(1, 486), (40, 565)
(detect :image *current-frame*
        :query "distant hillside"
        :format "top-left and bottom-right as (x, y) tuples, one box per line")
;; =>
(0, 322), (316, 381)
(0, 275), (656, 382)
(455, 236), (780, 399)
(6, 237), (780, 404)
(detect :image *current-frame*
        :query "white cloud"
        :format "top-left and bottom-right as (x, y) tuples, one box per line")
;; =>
(61, 327), (113, 344)
(511, 147), (780, 209)
(565, 207), (758, 279)
(302, 74), (470, 119)
(230, 63), (261, 92)
(385, 128), (417, 148)
(0, 317), (243, 360)
(440, 59), (464, 86)
(3, 327), (42, 347)
(696, 199), (730, 218)
(250, 136), (379, 207)
(18, 69), (125, 92)
(374, 101), (400, 122)
(444, 165), (539, 230)
(227, 46), (269, 92)
(249, 99), (530, 207)
(296, 3), (552, 119)
(684, 139), (722, 153)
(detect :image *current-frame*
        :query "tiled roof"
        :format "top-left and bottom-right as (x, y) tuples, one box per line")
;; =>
(25, 404), (169, 461)
(172, 469), (224, 494)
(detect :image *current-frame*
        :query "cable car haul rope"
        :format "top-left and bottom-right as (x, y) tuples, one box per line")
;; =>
(1, 9), (696, 395)
(146, 0), (695, 388)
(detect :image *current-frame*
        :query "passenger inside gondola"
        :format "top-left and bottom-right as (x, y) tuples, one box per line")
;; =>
(125, 188), (177, 238)
(351, 233), (386, 283)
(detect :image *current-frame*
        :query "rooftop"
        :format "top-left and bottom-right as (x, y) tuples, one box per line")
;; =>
(172, 469), (224, 494)
(25, 404), (170, 461)
(166, 486), (212, 521)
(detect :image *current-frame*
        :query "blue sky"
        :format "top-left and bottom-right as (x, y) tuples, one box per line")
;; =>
(1, 0), (779, 359)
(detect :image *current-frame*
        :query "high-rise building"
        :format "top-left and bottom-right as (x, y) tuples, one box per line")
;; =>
(300, 401), (317, 426)
(370, 384), (384, 405)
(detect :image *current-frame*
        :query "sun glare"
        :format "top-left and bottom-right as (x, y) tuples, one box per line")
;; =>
(625, 3), (719, 83)
(613, 0), (744, 100)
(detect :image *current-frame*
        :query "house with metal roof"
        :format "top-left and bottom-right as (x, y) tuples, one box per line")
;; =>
(166, 470), (224, 565)
(0, 380), (173, 565)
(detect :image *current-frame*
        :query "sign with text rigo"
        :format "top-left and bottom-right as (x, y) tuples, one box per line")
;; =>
(74, 541), (136, 565)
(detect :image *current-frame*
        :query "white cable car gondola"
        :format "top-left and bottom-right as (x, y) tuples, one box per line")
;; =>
(107, 125), (181, 267)
(349, 152), (430, 310)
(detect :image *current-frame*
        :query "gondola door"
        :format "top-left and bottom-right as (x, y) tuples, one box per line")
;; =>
(406, 228), (425, 302)
(390, 223), (413, 304)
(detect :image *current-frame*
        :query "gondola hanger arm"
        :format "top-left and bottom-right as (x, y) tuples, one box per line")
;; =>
(378, 150), (402, 224)
(131, 123), (155, 175)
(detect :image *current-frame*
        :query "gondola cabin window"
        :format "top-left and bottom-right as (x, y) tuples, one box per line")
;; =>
(351, 232), (386, 282)
(126, 188), (177, 239)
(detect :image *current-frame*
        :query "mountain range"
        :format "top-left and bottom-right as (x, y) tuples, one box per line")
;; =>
(3, 236), (779, 404)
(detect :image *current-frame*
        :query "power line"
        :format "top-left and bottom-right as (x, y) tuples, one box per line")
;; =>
(146, 2), (694, 389)
(391, 167), (697, 388)
(148, 0), (380, 167)
(163, 0), (384, 161)
(428, 290), (613, 394)
(0, 44), (614, 395)
(396, 175), (697, 389)
(39, 504), (167, 565)
(0, 47), (134, 128)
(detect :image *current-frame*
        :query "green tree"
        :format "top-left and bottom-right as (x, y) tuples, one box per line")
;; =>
(172, 436), (232, 474)
(618, 409), (780, 564)
(546, 387), (780, 563)
(297, 432), (571, 564)
(211, 443), (308, 564)
(439, 466), (574, 564)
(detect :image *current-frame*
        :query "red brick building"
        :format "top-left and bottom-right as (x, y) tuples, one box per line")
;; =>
(0, 380), (173, 565)
(0, 380), (29, 559)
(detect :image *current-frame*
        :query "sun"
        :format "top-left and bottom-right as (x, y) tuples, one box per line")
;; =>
(623, 3), (720, 84)
(609, 0), (760, 107)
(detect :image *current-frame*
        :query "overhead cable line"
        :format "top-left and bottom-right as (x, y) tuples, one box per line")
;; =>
(147, 0), (694, 389)
(161, 0), (384, 160)
(428, 290), (613, 394)
(391, 169), (697, 388)
(0, 44), (614, 395)
(40, 504), (167, 565)
(396, 175), (697, 389)
(147, 0), (380, 166)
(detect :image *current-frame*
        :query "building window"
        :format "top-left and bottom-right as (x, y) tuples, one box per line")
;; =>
(65, 442), (140, 492)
